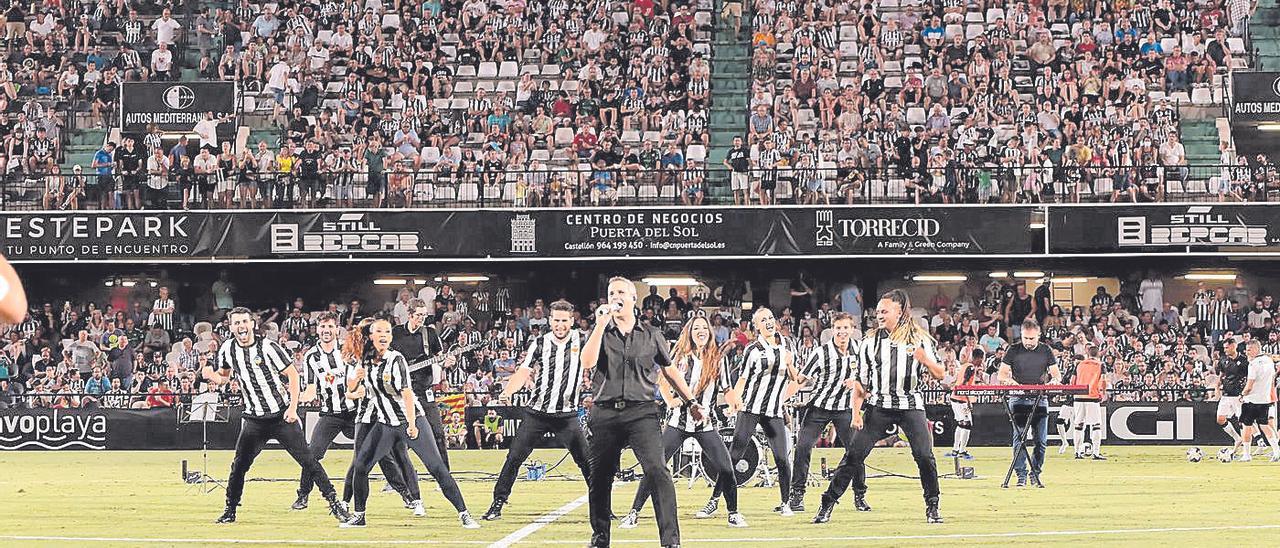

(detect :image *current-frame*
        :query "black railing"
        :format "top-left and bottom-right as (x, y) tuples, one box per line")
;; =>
(0, 163), (1269, 211)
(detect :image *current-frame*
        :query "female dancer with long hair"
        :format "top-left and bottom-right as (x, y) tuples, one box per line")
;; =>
(813, 289), (945, 525)
(340, 317), (479, 529)
(618, 315), (749, 529)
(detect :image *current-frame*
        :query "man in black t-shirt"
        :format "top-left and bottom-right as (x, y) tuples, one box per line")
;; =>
(297, 140), (324, 208)
(724, 136), (751, 204)
(115, 137), (144, 210)
(1214, 339), (1248, 446)
(997, 320), (1061, 488)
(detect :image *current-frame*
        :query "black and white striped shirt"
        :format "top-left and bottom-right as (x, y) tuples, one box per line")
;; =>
(802, 340), (856, 411)
(1193, 290), (1213, 323)
(856, 331), (937, 411)
(1209, 299), (1230, 331)
(217, 338), (294, 418)
(739, 337), (792, 418)
(302, 344), (356, 415)
(149, 298), (174, 330)
(519, 331), (584, 414)
(354, 349), (414, 426)
(667, 355), (728, 432)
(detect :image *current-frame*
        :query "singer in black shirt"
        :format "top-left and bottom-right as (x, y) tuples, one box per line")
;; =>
(583, 277), (700, 548)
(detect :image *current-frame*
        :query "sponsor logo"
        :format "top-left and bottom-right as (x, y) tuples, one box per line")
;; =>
(270, 213), (420, 254)
(1273, 76), (1280, 97)
(510, 214), (536, 253)
(0, 411), (108, 450)
(815, 210), (834, 247)
(162, 85), (197, 110)
(1117, 206), (1269, 247)
(1108, 406), (1195, 441)
(836, 217), (942, 238)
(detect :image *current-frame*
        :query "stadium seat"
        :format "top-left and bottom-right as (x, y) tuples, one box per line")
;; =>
(531, 149), (551, 162)
(906, 107), (927, 125)
(1227, 38), (1245, 54)
(617, 184), (637, 202)
(499, 61), (519, 78)
(421, 147), (441, 165)
(554, 128), (575, 147)
(659, 185), (677, 200)
(1190, 87), (1212, 105)
(775, 179), (794, 201)
(457, 65), (477, 78)
(433, 185), (457, 203)
(478, 62), (498, 78)
(457, 183), (480, 202)
(454, 81), (474, 94)
(502, 182), (518, 203)
(621, 130), (641, 144)
(686, 145), (707, 162)
(637, 184), (659, 200)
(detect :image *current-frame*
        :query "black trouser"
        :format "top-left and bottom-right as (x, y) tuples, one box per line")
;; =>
(714, 411), (792, 504)
(824, 406), (940, 505)
(226, 415), (337, 509)
(403, 415), (470, 513)
(343, 422), (418, 503)
(493, 408), (591, 503)
(348, 422), (418, 513)
(413, 388), (451, 468)
(587, 401), (679, 547)
(791, 406), (854, 496)
(297, 412), (410, 499)
(631, 426), (738, 513)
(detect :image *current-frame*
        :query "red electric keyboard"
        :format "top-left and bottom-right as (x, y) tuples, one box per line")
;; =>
(952, 384), (1088, 396)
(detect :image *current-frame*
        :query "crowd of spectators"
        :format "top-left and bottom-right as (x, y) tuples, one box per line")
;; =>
(736, 0), (1266, 204)
(5, 0), (1273, 209)
(7, 270), (1280, 417)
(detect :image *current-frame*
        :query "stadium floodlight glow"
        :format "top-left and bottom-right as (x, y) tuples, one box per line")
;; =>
(104, 280), (114, 287)
(447, 275), (490, 283)
(413, 279), (428, 285)
(1013, 271), (1045, 278)
(121, 280), (137, 287)
(988, 271), (1008, 278)
(1259, 123), (1280, 131)
(1029, 222), (1046, 229)
(373, 278), (410, 285)
(148, 281), (158, 287)
(1052, 277), (1089, 284)
(1184, 273), (1237, 281)
(912, 275), (968, 282)
(641, 276), (700, 286)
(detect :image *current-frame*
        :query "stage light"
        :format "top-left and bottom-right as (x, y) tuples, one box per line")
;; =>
(1052, 277), (1089, 284)
(641, 276), (700, 286)
(912, 275), (968, 282)
(1184, 273), (1237, 281)
(373, 278), (409, 285)
(1029, 222), (1046, 229)
(1013, 271), (1045, 278)
(989, 271), (1008, 278)
(1258, 123), (1280, 131)
(121, 281), (137, 287)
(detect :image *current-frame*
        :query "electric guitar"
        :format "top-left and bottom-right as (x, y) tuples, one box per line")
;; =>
(405, 342), (484, 375)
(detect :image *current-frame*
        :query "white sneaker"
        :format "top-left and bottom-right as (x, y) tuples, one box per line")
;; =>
(727, 512), (748, 528)
(619, 510), (639, 529)
(1058, 444), (1068, 455)
(460, 511), (480, 529)
(411, 500), (425, 517)
(1239, 452), (1253, 462)
(775, 504), (795, 517)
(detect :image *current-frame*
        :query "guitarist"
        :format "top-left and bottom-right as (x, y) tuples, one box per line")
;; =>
(392, 298), (457, 467)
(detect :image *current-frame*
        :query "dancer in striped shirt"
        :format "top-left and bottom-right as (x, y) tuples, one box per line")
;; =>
(339, 317), (479, 529)
(619, 316), (748, 529)
(787, 313), (858, 512)
(291, 313), (413, 513)
(700, 307), (803, 518)
(202, 307), (350, 524)
(814, 290), (945, 525)
(482, 301), (592, 521)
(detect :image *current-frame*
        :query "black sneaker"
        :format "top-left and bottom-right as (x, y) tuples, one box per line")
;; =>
(291, 494), (308, 511)
(215, 507), (236, 524)
(482, 499), (506, 521)
(1091, 454), (1107, 461)
(925, 500), (944, 524)
(694, 498), (719, 518)
(853, 494), (871, 512)
(328, 497), (353, 521)
(401, 491), (415, 509)
(338, 512), (366, 528)
(1015, 477), (1027, 488)
(788, 491), (805, 512)
(812, 496), (836, 524)
(1030, 475), (1045, 488)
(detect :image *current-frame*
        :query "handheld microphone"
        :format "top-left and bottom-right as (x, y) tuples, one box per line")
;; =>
(611, 303), (623, 312)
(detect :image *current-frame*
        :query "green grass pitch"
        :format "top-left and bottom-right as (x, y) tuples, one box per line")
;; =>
(0, 446), (1276, 547)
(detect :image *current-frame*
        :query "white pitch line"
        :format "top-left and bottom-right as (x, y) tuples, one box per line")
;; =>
(6, 523), (1280, 546)
(488, 493), (591, 548)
